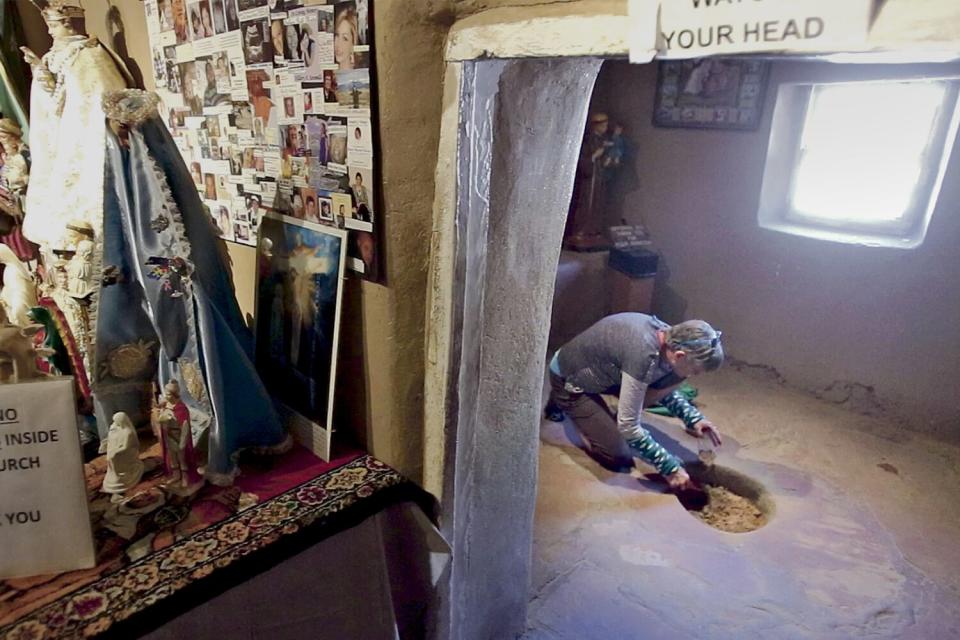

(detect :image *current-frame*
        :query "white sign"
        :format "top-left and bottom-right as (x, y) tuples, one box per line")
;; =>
(656, 0), (874, 58)
(0, 378), (95, 578)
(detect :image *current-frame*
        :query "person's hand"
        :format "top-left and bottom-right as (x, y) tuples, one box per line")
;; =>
(665, 468), (692, 491)
(690, 420), (722, 447)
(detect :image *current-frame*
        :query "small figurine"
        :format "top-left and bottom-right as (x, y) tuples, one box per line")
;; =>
(0, 323), (48, 383)
(154, 380), (203, 495)
(0, 118), (29, 203)
(0, 244), (39, 326)
(101, 412), (144, 502)
(66, 233), (95, 299)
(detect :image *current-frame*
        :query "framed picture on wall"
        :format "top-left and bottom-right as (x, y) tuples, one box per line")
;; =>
(653, 59), (770, 131)
(253, 213), (347, 460)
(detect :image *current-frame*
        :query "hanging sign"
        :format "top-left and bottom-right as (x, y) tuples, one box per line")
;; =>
(655, 0), (874, 58)
(0, 377), (95, 579)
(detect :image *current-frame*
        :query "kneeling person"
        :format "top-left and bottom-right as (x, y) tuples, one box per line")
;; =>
(546, 313), (724, 490)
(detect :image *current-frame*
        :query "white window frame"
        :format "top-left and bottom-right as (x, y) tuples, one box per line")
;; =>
(757, 76), (960, 249)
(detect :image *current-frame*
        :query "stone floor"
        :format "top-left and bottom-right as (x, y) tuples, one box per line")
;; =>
(524, 365), (960, 639)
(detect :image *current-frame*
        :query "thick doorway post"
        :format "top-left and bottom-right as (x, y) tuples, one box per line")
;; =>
(444, 57), (602, 640)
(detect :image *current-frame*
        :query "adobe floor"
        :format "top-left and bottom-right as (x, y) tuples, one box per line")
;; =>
(524, 364), (960, 639)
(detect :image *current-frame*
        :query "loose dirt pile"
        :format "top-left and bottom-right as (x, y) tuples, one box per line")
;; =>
(693, 484), (767, 533)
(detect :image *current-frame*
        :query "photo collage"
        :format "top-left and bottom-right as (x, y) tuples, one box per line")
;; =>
(146, 0), (379, 279)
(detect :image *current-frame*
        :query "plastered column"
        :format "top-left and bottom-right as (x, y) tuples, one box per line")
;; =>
(444, 57), (602, 640)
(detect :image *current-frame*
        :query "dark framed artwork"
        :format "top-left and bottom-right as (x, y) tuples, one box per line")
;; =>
(653, 59), (770, 131)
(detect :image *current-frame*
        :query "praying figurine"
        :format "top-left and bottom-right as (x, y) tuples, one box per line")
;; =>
(154, 380), (203, 495)
(64, 221), (95, 299)
(101, 412), (144, 502)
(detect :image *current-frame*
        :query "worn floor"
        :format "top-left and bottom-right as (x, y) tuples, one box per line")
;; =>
(524, 364), (960, 639)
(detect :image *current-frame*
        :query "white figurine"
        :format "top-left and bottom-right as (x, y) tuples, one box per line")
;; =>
(0, 323), (47, 383)
(101, 412), (144, 501)
(0, 244), (38, 326)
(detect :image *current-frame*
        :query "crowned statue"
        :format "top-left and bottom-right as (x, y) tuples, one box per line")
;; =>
(6, 1), (291, 484)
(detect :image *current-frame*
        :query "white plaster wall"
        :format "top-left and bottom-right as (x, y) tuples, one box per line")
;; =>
(593, 59), (960, 438)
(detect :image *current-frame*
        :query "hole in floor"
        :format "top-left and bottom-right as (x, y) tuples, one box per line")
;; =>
(675, 463), (775, 533)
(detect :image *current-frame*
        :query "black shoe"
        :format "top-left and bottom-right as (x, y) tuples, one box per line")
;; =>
(544, 401), (565, 422)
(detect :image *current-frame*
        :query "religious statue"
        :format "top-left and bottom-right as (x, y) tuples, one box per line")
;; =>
(91, 88), (291, 483)
(17, 0), (133, 385)
(101, 412), (144, 502)
(0, 119), (29, 215)
(0, 118), (36, 264)
(0, 244), (38, 326)
(14, 0), (290, 482)
(564, 112), (628, 252)
(154, 380), (202, 495)
(20, 1), (133, 252)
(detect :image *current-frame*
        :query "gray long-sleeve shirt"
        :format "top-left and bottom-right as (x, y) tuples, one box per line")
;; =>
(555, 313), (683, 475)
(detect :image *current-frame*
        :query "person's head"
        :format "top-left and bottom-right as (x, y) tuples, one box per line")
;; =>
(323, 73), (333, 90)
(191, 162), (201, 180)
(247, 70), (265, 96)
(173, 0), (187, 28)
(306, 196), (317, 215)
(42, 2), (83, 39)
(354, 127), (361, 140)
(271, 19), (284, 48)
(191, 7), (202, 32)
(164, 379), (181, 403)
(285, 25), (299, 53)
(284, 96), (294, 115)
(321, 200), (330, 215)
(205, 61), (215, 83)
(589, 112), (609, 137)
(334, 7), (358, 69)
(662, 320), (724, 378)
(111, 412), (135, 434)
(356, 231), (374, 264)
(338, 204), (346, 215)
(354, 172), (363, 185)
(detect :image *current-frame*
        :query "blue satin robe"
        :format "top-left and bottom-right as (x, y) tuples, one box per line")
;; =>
(93, 117), (286, 484)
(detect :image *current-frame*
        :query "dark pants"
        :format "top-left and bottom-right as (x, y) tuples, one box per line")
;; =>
(548, 371), (634, 470)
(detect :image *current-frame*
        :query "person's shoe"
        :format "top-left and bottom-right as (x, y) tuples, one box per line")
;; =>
(543, 401), (565, 422)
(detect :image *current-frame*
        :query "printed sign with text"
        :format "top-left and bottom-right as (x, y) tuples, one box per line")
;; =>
(0, 378), (95, 579)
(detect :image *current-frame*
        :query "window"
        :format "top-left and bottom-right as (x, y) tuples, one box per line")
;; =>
(758, 77), (960, 248)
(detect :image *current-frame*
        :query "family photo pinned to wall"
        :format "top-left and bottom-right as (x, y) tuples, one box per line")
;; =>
(146, 0), (383, 281)
(653, 58), (769, 131)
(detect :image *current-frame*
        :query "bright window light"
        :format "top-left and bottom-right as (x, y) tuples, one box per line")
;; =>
(758, 75), (960, 249)
(791, 81), (946, 224)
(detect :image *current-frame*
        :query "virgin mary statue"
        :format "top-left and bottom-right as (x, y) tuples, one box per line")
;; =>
(20, 1), (290, 484)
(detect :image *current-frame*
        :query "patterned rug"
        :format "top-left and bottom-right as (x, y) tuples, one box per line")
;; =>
(0, 446), (421, 639)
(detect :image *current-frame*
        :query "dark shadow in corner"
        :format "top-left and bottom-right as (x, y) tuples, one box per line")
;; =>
(106, 6), (145, 89)
(331, 276), (371, 455)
